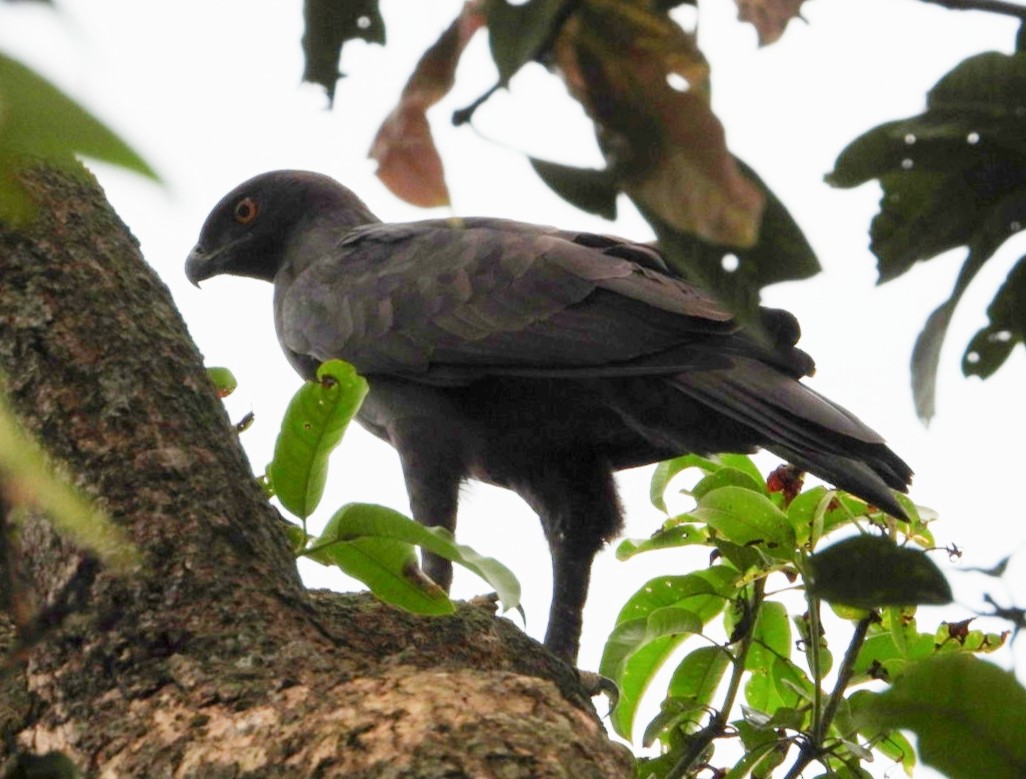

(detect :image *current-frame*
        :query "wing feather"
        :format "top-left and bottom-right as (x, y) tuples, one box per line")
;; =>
(280, 218), (741, 381)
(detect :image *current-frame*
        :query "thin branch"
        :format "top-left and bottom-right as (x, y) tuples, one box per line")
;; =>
(664, 580), (766, 779)
(451, 0), (584, 126)
(918, 0), (1026, 19)
(782, 614), (875, 779)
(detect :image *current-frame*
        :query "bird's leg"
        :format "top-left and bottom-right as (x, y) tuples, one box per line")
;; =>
(392, 427), (463, 592)
(544, 533), (604, 661)
(519, 459), (624, 662)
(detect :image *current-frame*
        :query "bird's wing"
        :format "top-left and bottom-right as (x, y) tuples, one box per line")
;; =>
(279, 218), (743, 382)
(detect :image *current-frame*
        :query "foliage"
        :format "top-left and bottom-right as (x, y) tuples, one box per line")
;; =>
(605, 453), (1020, 778)
(306, 0), (821, 323)
(829, 48), (1026, 421)
(0, 51), (157, 225)
(254, 360), (521, 617)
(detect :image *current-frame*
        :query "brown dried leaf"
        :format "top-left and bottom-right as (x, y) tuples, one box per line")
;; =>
(735, 0), (806, 46)
(554, 0), (763, 247)
(369, 2), (485, 208)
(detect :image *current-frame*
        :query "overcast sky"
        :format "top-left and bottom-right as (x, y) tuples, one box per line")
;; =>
(4, 0), (1025, 771)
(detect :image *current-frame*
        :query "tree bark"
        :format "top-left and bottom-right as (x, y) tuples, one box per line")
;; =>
(0, 167), (633, 778)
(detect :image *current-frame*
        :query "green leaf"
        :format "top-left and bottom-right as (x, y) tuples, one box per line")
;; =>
(963, 252), (1026, 379)
(604, 635), (688, 742)
(616, 523), (708, 561)
(306, 503), (520, 612)
(602, 606), (703, 680)
(650, 453), (721, 513)
(856, 655), (1026, 779)
(205, 367), (238, 398)
(485, 0), (566, 85)
(267, 360), (368, 519)
(602, 566), (738, 738)
(692, 486), (795, 557)
(666, 644), (730, 709)
(714, 453), (766, 486)
(807, 535), (952, 609)
(302, 0), (385, 103)
(745, 601), (791, 673)
(0, 52), (159, 223)
(0, 388), (138, 572)
(528, 158), (618, 220)
(641, 696), (706, 749)
(691, 466), (766, 502)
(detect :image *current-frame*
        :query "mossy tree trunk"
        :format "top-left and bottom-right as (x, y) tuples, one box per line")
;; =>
(0, 167), (632, 778)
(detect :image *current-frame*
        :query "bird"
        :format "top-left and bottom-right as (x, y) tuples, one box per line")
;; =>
(185, 170), (912, 662)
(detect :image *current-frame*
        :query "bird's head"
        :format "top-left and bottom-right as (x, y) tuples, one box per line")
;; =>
(185, 170), (379, 286)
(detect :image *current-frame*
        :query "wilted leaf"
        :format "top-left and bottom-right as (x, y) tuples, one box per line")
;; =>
(369, 2), (485, 208)
(302, 0), (385, 103)
(734, 0), (806, 46)
(267, 360), (368, 519)
(807, 535), (952, 609)
(0, 53), (158, 224)
(553, 0), (764, 247)
(856, 655), (1026, 779)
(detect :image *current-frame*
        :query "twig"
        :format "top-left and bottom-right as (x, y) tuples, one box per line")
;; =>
(918, 0), (1026, 19)
(451, 0), (584, 126)
(782, 614), (874, 779)
(664, 580), (765, 779)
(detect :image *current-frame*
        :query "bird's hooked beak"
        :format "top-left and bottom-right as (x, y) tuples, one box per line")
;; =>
(184, 245), (212, 288)
(185, 233), (252, 287)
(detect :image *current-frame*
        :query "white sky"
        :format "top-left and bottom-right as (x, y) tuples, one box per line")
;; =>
(4, 1), (1026, 774)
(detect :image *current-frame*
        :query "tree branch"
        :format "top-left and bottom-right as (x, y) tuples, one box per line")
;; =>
(918, 0), (1026, 20)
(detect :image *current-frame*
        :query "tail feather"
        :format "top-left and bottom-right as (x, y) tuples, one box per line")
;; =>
(667, 359), (912, 518)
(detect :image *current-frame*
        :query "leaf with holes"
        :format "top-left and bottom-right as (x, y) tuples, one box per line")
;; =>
(551, 0), (764, 248)
(963, 252), (1026, 379)
(302, 0), (385, 103)
(829, 51), (1026, 419)
(267, 360), (368, 519)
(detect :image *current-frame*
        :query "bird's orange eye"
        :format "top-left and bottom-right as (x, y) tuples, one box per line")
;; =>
(233, 197), (258, 225)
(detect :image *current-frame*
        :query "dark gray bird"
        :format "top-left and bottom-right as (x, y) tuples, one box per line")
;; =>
(186, 170), (912, 661)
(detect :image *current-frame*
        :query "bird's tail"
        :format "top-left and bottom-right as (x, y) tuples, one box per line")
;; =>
(666, 358), (912, 518)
